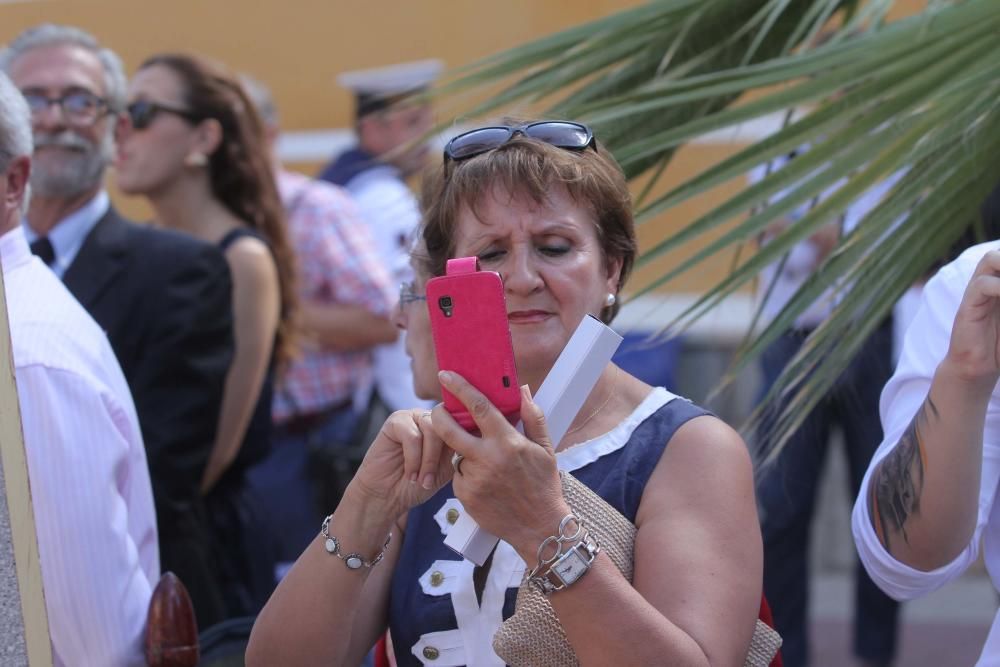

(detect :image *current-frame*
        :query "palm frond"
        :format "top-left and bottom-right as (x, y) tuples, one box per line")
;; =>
(433, 0), (1000, 460)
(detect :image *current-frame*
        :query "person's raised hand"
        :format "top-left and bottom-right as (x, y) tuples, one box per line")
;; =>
(349, 409), (455, 521)
(944, 250), (1000, 392)
(431, 371), (571, 559)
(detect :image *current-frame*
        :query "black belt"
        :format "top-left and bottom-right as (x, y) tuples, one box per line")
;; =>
(276, 399), (353, 435)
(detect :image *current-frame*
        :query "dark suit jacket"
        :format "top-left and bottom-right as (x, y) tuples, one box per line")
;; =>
(63, 207), (234, 533)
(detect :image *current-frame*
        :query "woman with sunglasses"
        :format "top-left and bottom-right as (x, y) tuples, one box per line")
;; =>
(249, 120), (763, 666)
(116, 53), (297, 618)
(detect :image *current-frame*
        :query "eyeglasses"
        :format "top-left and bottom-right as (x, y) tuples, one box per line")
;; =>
(126, 100), (203, 130)
(22, 90), (110, 127)
(443, 121), (596, 163)
(399, 281), (426, 307)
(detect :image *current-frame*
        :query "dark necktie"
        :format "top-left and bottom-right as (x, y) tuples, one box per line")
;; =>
(29, 237), (55, 266)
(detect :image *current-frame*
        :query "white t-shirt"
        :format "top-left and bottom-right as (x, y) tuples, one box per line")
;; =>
(851, 240), (1000, 667)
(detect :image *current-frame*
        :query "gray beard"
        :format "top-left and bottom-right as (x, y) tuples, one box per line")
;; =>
(30, 129), (113, 199)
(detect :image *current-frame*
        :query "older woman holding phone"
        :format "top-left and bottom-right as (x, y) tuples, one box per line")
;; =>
(248, 120), (763, 666)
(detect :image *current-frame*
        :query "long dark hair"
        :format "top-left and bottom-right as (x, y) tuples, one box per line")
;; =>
(139, 53), (297, 365)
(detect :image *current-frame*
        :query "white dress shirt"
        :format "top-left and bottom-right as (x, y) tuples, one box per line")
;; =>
(22, 190), (109, 278)
(851, 239), (1000, 667)
(1, 225), (158, 666)
(344, 167), (432, 412)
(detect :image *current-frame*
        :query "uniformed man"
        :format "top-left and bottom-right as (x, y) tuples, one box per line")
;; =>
(318, 59), (441, 414)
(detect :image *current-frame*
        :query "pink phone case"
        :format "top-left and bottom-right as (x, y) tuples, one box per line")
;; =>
(427, 257), (521, 432)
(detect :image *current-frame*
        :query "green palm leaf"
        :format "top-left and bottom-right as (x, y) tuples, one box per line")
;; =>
(433, 0), (1000, 462)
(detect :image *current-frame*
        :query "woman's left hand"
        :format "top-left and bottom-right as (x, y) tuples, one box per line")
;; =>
(431, 370), (572, 560)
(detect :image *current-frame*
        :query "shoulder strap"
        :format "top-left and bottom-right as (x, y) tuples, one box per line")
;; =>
(218, 227), (265, 252)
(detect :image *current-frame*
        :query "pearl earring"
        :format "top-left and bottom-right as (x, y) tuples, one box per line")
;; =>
(604, 293), (616, 307)
(185, 153), (207, 168)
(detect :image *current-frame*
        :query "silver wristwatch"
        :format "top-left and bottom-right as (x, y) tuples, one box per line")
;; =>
(531, 532), (600, 595)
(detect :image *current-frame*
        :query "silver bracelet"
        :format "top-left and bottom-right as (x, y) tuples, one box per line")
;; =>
(526, 513), (601, 595)
(320, 515), (392, 570)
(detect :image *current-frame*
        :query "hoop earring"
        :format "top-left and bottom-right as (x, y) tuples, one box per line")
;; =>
(604, 293), (616, 307)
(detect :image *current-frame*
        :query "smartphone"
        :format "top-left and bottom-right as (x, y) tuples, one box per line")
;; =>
(426, 257), (521, 432)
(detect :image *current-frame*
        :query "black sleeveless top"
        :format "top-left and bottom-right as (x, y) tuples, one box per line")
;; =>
(217, 227), (276, 478)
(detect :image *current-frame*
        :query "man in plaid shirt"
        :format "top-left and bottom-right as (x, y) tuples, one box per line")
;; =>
(245, 77), (398, 584)
(272, 169), (397, 422)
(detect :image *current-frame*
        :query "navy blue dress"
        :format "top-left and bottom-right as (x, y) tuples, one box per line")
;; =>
(388, 388), (710, 666)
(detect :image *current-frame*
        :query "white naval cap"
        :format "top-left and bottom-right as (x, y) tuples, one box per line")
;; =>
(337, 59), (444, 117)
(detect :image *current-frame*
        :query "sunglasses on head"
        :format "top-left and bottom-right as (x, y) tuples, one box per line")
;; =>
(443, 121), (596, 163)
(126, 100), (203, 130)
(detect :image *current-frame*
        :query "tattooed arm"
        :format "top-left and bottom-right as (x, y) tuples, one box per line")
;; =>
(867, 372), (990, 570)
(869, 397), (934, 553)
(865, 250), (1000, 571)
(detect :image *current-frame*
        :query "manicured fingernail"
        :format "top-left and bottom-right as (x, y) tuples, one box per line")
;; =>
(409, 472), (418, 483)
(422, 473), (435, 490)
(520, 384), (532, 403)
(438, 370), (453, 384)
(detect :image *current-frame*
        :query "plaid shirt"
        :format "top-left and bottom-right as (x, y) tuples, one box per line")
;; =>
(272, 169), (395, 422)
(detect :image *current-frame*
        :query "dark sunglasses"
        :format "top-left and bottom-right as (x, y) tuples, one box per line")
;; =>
(443, 121), (596, 163)
(126, 100), (203, 130)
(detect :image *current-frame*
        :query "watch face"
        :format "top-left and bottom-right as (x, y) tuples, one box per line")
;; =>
(553, 546), (590, 586)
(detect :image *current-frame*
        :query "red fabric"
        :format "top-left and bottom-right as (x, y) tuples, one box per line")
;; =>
(759, 595), (783, 667)
(374, 634), (390, 667)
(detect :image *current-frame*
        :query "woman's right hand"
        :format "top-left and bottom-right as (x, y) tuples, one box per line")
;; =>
(347, 409), (454, 520)
(944, 250), (1000, 391)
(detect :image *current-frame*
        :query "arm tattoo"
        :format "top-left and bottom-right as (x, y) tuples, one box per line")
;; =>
(869, 396), (938, 553)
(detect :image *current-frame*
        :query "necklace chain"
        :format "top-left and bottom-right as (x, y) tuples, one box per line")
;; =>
(564, 366), (620, 439)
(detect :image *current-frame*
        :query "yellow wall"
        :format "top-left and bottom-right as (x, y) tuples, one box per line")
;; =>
(1, 1), (642, 130)
(1, 0), (930, 295)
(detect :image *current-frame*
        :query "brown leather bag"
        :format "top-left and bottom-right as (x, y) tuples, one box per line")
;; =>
(145, 572), (200, 667)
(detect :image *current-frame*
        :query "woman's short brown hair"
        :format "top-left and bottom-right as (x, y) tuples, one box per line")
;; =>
(418, 123), (636, 323)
